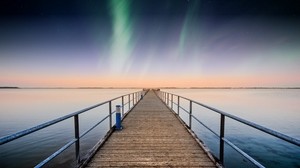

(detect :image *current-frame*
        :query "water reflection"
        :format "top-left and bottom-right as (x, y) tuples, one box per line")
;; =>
(164, 89), (300, 168)
(0, 89), (139, 168)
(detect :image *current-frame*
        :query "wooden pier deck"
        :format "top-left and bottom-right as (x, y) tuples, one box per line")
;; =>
(85, 90), (216, 167)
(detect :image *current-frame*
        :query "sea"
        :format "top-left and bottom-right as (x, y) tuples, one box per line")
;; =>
(0, 88), (299, 168)
(163, 89), (300, 168)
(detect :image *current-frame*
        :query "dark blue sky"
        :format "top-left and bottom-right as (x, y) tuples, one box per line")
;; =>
(1, 0), (300, 87)
(1, 0), (299, 16)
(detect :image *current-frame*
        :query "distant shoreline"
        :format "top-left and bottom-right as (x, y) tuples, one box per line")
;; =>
(1, 86), (300, 89)
(0, 87), (20, 89)
(177, 87), (300, 89)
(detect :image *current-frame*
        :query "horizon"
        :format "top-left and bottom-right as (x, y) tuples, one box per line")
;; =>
(1, 0), (300, 87)
(1, 86), (300, 89)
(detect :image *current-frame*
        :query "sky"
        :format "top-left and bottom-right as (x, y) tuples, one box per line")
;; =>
(0, 0), (300, 88)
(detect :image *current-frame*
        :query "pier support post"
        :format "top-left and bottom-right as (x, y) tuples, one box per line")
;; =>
(116, 105), (122, 130)
(74, 115), (80, 163)
(189, 101), (192, 128)
(220, 114), (225, 164)
(171, 94), (173, 109)
(128, 94), (131, 110)
(167, 93), (169, 106)
(177, 96), (180, 115)
(109, 101), (112, 128)
(121, 96), (124, 117)
(132, 93), (134, 105)
(165, 92), (167, 103)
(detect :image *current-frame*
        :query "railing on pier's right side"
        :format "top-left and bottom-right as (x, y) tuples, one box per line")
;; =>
(156, 91), (300, 168)
(0, 90), (146, 168)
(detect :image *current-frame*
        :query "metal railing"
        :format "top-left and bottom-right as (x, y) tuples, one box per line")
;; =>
(0, 90), (145, 167)
(157, 91), (300, 168)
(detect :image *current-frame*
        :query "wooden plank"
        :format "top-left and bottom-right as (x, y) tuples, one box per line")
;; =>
(87, 161), (215, 167)
(85, 90), (216, 167)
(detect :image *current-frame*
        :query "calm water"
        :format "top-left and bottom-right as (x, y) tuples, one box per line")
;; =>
(164, 89), (300, 168)
(0, 89), (139, 168)
(0, 89), (299, 168)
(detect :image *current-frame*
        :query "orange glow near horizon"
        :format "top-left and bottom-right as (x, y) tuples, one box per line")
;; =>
(2, 72), (300, 88)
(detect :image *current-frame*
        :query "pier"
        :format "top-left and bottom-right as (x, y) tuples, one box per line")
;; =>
(84, 90), (217, 167)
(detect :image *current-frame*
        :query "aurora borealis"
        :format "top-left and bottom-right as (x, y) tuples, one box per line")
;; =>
(0, 0), (300, 87)
(110, 0), (134, 74)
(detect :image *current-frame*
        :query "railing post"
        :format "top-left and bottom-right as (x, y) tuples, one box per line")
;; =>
(121, 96), (124, 117)
(171, 94), (173, 109)
(166, 93), (168, 105)
(115, 105), (122, 130)
(189, 101), (192, 129)
(165, 92), (167, 104)
(166, 93), (167, 105)
(167, 93), (169, 106)
(128, 94), (131, 109)
(220, 114), (225, 164)
(132, 93), (134, 105)
(133, 93), (135, 105)
(177, 96), (180, 115)
(109, 101), (112, 128)
(74, 115), (80, 164)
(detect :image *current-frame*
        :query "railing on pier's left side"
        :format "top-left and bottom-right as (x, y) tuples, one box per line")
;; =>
(0, 90), (146, 168)
(156, 90), (300, 168)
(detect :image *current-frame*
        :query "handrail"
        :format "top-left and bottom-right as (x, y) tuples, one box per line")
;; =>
(0, 90), (145, 167)
(157, 91), (300, 168)
(192, 100), (300, 146)
(0, 101), (107, 145)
